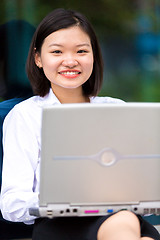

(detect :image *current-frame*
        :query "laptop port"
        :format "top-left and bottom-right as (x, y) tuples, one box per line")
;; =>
(47, 210), (53, 216)
(107, 209), (113, 213)
(150, 208), (156, 214)
(157, 208), (160, 215)
(73, 208), (78, 213)
(144, 208), (150, 214)
(66, 209), (70, 213)
(85, 210), (99, 214)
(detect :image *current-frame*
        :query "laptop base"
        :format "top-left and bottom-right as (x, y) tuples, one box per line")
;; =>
(29, 201), (160, 218)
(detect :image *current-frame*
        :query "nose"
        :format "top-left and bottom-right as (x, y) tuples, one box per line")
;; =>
(62, 56), (78, 68)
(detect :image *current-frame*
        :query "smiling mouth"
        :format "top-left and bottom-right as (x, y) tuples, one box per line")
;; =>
(58, 71), (81, 78)
(59, 71), (81, 76)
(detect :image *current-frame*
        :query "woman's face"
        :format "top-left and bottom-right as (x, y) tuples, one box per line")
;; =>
(35, 26), (94, 93)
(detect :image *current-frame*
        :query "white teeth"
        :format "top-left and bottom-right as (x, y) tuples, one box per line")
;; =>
(61, 71), (79, 75)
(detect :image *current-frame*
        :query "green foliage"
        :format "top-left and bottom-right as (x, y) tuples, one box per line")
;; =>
(34, 0), (136, 35)
(100, 70), (160, 102)
(0, 0), (137, 34)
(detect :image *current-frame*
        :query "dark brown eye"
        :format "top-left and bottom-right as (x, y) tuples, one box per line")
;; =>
(52, 50), (62, 54)
(77, 50), (88, 53)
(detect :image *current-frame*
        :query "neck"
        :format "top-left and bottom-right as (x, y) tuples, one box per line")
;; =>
(51, 85), (90, 103)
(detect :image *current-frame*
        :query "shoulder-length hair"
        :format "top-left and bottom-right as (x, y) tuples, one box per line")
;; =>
(26, 8), (103, 97)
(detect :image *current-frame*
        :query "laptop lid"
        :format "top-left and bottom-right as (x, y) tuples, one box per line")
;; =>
(34, 103), (160, 217)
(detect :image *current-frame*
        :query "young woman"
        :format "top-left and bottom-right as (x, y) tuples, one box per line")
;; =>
(1, 8), (159, 240)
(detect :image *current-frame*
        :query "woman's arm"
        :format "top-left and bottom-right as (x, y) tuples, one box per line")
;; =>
(1, 103), (41, 224)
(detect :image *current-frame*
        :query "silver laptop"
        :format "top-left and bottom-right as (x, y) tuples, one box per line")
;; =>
(29, 102), (160, 218)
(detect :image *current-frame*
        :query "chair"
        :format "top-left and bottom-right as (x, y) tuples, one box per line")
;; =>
(0, 98), (33, 239)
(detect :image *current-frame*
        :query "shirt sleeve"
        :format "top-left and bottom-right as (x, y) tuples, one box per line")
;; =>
(0, 104), (40, 224)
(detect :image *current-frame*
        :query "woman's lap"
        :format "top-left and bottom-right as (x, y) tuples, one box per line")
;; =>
(32, 214), (160, 240)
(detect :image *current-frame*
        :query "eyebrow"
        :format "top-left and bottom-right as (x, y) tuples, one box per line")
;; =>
(48, 43), (91, 48)
(48, 43), (63, 47)
(76, 43), (91, 47)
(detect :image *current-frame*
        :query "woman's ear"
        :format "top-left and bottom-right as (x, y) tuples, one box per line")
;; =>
(35, 50), (42, 68)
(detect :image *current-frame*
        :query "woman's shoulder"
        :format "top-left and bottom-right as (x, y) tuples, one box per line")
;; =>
(11, 89), (59, 114)
(8, 94), (49, 114)
(91, 96), (125, 104)
(4, 95), (44, 126)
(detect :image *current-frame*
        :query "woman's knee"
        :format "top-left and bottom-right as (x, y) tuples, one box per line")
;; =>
(111, 210), (140, 226)
(97, 211), (141, 239)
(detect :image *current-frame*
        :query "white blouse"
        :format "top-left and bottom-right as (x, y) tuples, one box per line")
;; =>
(0, 89), (124, 224)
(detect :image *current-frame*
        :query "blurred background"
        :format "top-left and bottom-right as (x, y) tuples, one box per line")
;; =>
(0, 0), (160, 102)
